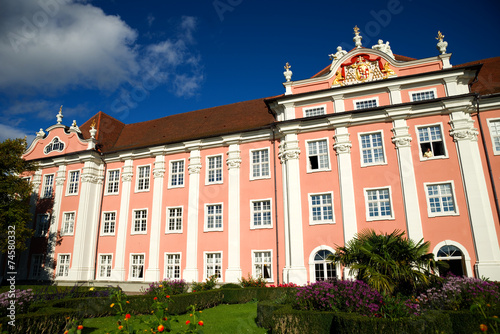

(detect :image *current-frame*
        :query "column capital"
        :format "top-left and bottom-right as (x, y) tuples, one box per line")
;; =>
(333, 132), (352, 154)
(278, 140), (300, 163)
(391, 125), (412, 148)
(449, 115), (478, 142)
(226, 149), (241, 170)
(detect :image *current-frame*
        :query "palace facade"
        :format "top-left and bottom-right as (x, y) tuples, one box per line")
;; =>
(14, 30), (500, 286)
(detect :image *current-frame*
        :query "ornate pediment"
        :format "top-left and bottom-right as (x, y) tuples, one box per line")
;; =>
(332, 55), (396, 87)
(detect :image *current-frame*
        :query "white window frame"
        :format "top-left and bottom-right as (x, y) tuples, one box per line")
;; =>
(44, 136), (65, 155)
(30, 254), (45, 279)
(101, 211), (117, 236)
(206, 154), (223, 185)
(358, 131), (387, 167)
(164, 252), (182, 280)
(135, 165), (151, 192)
(204, 203), (223, 232)
(42, 174), (54, 198)
(424, 181), (459, 217)
(354, 97), (379, 110)
(203, 251), (222, 281)
(415, 123), (448, 161)
(409, 88), (437, 102)
(129, 253), (145, 280)
(35, 213), (50, 237)
(66, 170), (80, 196)
(61, 211), (75, 236)
(98, 254), (113, 279)
(305, 138), (331, 172)
(487, 118), (500, 155)
(56, 254), (70, 277)
(308, 192), (335, 225)
(252, 249), (273, 282)
(249, 148), (271, 180)
(131, 209), (148, 234)
(250, 199), (273, 229)
(166, 206), (183, 234)
(168, 159), (185, 188)
(303, 104), (326, 117)
(308, 246), (340, 283)
(364, 186), (395, 221)
(105, 169), (120, 195)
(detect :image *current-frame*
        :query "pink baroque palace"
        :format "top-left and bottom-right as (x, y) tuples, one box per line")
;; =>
(11, 28), (500, 289)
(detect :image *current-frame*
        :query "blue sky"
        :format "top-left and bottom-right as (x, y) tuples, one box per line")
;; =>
(1, 0), (499, 143)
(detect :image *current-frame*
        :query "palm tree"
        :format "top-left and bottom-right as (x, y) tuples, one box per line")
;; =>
(328, 229), (443, 295)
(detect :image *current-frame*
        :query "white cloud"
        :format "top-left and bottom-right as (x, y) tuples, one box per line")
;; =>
(0, 123), (35, 143)
(147, 13), (155, 27)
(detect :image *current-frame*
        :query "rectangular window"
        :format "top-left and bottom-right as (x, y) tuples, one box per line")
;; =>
(355, 98), (378, 110)
(426, 182), (457, 216)
(166, 207), (183, 233)
(307, 139), (329, 171)
(310, 193), (334, 224)
(30, 254), (44, 279)
(137, 166), (150, 191)
(304, 106), (326, 117)
(35, 214), (49, 237)
(207, 155), (223, 184)
(205, 204), (223, 231)
(170, 160), (185, 187)
(42, 174), (54, 198)
(488, 119), (500, 155)
(61, 212), (75, 235)
(411, 90), (435, 101)
(130, 254), (144, 279)
(251, 200), (272, 228)
(365, 187), (393, 220)
(102, 212), (116, 235)
(251, 149), (270, 179)
(417, 125), (446, 158)
(253, 251), (272, 280)
(132, 209), (147, 233)
(67, 171), (80, 195)
(360, 132), (385, 165)
(165, 253), (181, 279)
(106, 170), (120, 194)
(205, 252), (222, 279)
(57, 254), (70, 277)
(99, 255), (112, 278)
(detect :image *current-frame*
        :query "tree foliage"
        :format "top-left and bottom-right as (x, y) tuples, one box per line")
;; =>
(329, 229), (444, 296)
(0, 138), (37, 253)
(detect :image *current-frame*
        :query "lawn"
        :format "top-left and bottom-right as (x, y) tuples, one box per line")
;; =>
(81, 302), (268, 333)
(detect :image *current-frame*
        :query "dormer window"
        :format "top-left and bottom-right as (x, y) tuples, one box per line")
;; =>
(44, 137), (65, 154)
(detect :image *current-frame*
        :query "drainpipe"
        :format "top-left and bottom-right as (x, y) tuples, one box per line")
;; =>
(272, 125), (280, 285)
(473, 94), (500, 224)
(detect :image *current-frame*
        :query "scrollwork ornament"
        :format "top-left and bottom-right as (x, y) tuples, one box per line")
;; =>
(188, 163), (202, 175)
(226, 158), (242, 169)
(333, 142), (352, 154)
(56, 177), (66, 186)
(121, 172), (133, 182)
(153, 169), (165, 179)
(81, 174), (100, 184)
(450, 129), (479, 142)
(392, 136), (412, 148)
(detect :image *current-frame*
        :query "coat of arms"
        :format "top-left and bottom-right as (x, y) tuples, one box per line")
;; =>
(352, 56), (371, 82)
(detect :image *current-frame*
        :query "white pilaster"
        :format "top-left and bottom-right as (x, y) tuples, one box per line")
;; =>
(225, 143), (242, 282)
(279, 133), (307, 284)
(449, 111), (500, 280)
(388, 86), (402, 105)
(332, 95), (345, 113)
(113, 158), (133, 281)
(68, 158), (103, 281)
(145, 154), (165, 282)
(46, 165), (66, 279)
(183, 149), (202, 282)
(333, 127), (358, 279)
(391, 119), (424, 241)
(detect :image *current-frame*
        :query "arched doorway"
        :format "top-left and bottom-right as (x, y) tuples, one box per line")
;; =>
(313, 250), (336, 281)
(437, 245), (465, 277)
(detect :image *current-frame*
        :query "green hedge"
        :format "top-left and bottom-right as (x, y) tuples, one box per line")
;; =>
(256, 300), (288, 331)
(0, 307), (77, 334)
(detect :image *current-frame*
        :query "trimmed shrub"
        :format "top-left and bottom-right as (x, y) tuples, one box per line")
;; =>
(256, 301), (288, 331)
(141, 279), (188, 296)
(220, 283), (241, 289)
(0, 307), (77, 334)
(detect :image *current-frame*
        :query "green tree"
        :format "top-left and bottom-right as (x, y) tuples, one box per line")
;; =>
(329, 229), (443, 296)
(0, 138), (37, 253)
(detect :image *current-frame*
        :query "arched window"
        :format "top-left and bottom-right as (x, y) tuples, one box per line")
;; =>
(314, 250), (336, 281)
(437, 245), (465, 277)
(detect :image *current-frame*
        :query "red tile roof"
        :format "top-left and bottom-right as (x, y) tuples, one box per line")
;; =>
(453, 57), (500, 95)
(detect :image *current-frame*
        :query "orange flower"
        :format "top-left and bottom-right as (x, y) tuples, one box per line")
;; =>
(480, 324), (488, 332)
(77, 325), (84, 330)
(64, 331), (69, 334)
(198, 321), (204, 326)
(166, 295), (170, 298)
(118, 325), (123, 330)
(126, 301), (130, 304)
(190, 314), (193, 317)
(158, 324), (165, 332)
(163, 317), (168, 321)
(186, 320), (191, 325)
(159, 285), (163, 288)
(125, 314), (131, 320)
(154, 297), (158, 300)
(110, 303), (115, 308)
